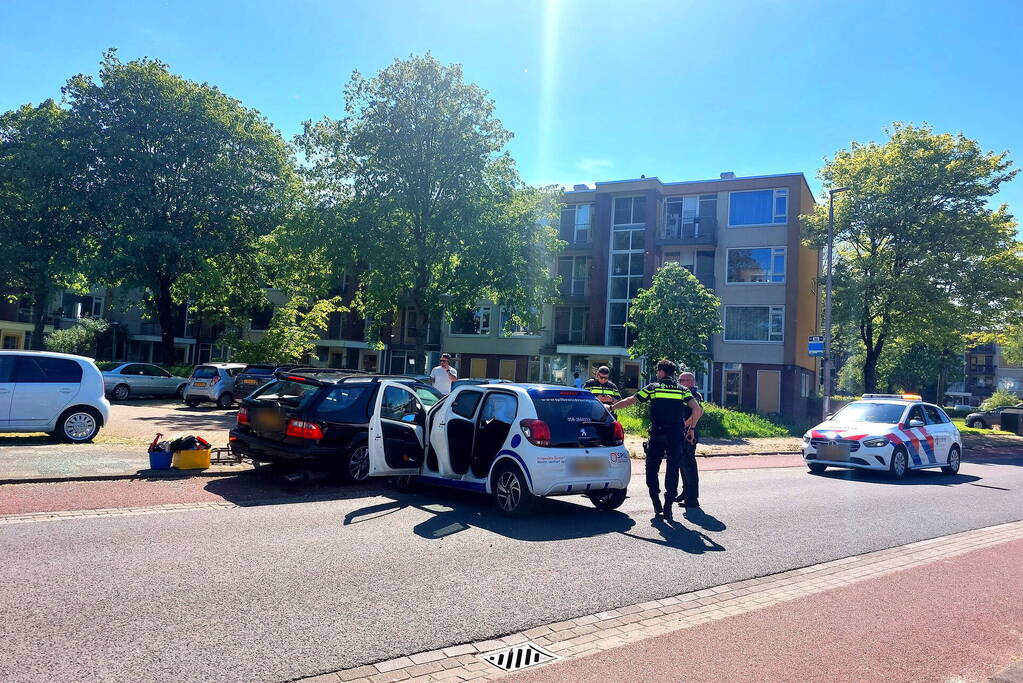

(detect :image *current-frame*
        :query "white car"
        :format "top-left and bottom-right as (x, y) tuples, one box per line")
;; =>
(802, 394), (962, 479)
(367, 381), (632, 516)
(0, 351), (111, 442)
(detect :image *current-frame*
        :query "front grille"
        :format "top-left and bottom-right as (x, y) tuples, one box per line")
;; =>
(810, 438), (861, 452)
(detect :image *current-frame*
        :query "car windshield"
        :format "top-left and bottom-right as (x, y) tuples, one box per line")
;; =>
(242, 366), (276, 375)
(831, 402), (906, 424)
(532, 394), (613, 447)
(251, 378), (319, 407)
(192, 366), (218, 379)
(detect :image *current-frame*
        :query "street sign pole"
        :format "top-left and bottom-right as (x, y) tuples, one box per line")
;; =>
(822, 187), (849, 420)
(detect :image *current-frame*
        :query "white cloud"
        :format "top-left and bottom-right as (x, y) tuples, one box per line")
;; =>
(576, 158), (614, 174)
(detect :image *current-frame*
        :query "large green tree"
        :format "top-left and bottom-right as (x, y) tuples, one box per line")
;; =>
(0, 100), (94, 348)
(297, 54), (562, 372)
(626, 263), (722, 372)
(804, 123), (1023, 393)
(64, 50), (294, 364)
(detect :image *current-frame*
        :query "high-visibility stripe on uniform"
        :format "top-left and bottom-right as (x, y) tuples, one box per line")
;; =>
(587, 387), (619, 395)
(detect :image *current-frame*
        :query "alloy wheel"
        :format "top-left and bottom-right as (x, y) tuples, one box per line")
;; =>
(64, 412), (97, 441)
(496, 470), (522, 512)
(893, 451), (907, 478)
(349, 445), (370, 481)
(113, 385), (129, 401)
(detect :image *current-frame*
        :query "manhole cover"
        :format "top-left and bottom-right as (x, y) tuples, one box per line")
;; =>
(479, 642), (559, 672)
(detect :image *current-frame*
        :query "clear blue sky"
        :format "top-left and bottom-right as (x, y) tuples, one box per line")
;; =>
(2, 0), (1022, 214)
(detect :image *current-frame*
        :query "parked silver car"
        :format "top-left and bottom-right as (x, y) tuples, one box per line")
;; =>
(183, 362), (246, 409)
(101, 362), (190, 401)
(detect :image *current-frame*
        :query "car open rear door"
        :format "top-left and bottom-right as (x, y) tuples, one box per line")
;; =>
(368, 380), (426, 476)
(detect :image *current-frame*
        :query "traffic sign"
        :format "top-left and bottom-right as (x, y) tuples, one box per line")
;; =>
(808, 335), (824, 357)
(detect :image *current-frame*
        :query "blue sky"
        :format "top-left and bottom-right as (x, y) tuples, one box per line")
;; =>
(2, 0), (1022, 214)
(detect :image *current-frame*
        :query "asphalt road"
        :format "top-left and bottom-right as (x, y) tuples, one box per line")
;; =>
(1, 456), (1022, 683)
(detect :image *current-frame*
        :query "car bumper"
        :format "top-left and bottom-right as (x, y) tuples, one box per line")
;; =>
(229, 429), (339, 464)
(803, 444), (891, 471)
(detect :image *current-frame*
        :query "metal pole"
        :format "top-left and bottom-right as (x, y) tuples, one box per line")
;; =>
(822, 187), (849, 420)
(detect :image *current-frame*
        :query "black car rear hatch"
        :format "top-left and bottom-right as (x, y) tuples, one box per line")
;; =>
(243, 375), (322, 442)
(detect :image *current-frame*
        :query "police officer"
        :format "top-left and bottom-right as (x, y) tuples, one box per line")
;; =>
(612, 359), (702, 519)
(584, 365), (621, 414)
(676, 371), (703, 509)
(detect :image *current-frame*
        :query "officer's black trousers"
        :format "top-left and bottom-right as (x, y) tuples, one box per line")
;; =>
(645, 428), (683, 503)
(679, 433), (700, 504)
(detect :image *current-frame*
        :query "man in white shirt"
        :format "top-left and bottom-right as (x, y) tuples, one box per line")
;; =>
(430, 353), (458, 394)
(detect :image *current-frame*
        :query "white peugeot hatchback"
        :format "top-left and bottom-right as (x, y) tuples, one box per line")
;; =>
(803, 394), (962, 479)
(0, 351), (111, 442)
(366, 381), (632, 516)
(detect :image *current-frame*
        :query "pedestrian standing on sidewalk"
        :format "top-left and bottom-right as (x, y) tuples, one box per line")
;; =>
(611, 359), (702, 519)
(429, 353), (458, 395)
(676, 371), (704, 509)
(584, 366), (621, 415)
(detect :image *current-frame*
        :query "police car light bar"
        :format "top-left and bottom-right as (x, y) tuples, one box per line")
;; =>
(861, 393), (923, 401)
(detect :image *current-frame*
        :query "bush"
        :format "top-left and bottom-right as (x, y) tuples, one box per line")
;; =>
(45, 318), (109, 356)
(617, 402), (791, 438)
(980, 389), (1022, 412)
(167, 364), (196, 378)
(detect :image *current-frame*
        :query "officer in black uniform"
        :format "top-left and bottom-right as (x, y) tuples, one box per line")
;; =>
(676, 371), (704, 508)
(583, 365), (621, 415)
(612, 359), (702, 519)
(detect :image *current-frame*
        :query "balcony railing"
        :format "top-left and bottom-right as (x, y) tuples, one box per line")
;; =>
(658, 216), (717, 245)
(968, 364), (996, 375)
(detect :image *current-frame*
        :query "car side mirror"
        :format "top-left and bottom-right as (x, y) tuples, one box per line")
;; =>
(824, 414), (833, 421)
(908, 418), (925, 428)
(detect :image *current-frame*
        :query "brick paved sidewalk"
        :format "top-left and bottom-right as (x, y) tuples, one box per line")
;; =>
(299, 519), (1023, 682)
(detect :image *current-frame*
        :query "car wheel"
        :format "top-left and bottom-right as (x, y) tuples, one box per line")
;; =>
(587, 488), (627, 511)
(889, 447), (909, 480)
(968, 419), (984, 429)
(185, 399), (201, 408)
(941, 445), (961, 474)
(341, 442), (371, 483)
(807, 462), (828, 474)
(216, 392), (234, 409)
(111, 384), (130, 401)
(57, 407), (101, 443)
(176, 384), (186, 400)
(492, 463), (537, 517)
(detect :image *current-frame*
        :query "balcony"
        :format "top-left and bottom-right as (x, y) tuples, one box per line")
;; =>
(968, 364), (996, 376)
(658, 216), (717, 245)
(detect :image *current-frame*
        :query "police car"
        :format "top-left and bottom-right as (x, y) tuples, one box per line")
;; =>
(802, 394), (962, 479)
(366, 381), (632, 516)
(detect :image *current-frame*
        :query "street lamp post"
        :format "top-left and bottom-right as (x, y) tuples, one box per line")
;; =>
(822, 186), (849, 420)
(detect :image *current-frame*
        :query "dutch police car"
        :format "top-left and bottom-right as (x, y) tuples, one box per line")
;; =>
(802, 394), (962, 479)
(366, 381), (632, 516)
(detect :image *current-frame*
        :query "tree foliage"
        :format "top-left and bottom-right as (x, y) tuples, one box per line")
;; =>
(0, 100), (94, 348)
(804, 123), (1023, 393)
(625, 263), (722, 372)
(224, 295), (343, 364)
(64, 50), (295, 364)
(297, 54), (562, 372)
(44, 317), (109, 356)
(979, 389), (1021, 411)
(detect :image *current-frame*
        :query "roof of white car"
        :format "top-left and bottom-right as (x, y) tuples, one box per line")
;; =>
(0, 349), (94, 362)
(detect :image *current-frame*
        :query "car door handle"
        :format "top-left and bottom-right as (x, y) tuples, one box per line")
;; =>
(59, 388), (73, 394)
(0, 388), (9, 394)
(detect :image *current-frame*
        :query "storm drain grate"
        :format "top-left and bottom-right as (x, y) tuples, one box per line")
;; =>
(479, 642), (559, 672)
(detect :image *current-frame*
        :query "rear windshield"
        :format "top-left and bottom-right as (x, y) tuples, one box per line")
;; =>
(313, 384), (372, 421)
(532, 395), (613, 447)
(832, 402), (906, 424)
(192, 366), (218, 379)
(242, 366), (276, 375)
(250, 378), (319, 407)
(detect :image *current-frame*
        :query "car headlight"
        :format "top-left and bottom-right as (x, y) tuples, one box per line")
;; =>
(802, 433), (811, 445)
(862, 437), (889, 448)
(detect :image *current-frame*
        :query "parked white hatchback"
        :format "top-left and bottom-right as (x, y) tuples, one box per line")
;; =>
(0, 351), (111, 442)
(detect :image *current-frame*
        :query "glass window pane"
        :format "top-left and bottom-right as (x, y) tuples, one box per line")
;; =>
(610, 277), (628, 299)
(576, 204), (591, 227)
(630, 253), (644, 274)
(729, 190), (773, 226)
(612, 254), (630, 275)
(628, 277), (643, 298)
(632, 198), (646, 224)
(725, 306), (770, 342)
(608, 327), (626, 347)
(614, 197), (631, 224)
(613, 231), (631, 250)
(610, 303), (628, 325)
(630, 229), (645, 250)
(727, 248), (771, 283)
(774, 195), (787, 222)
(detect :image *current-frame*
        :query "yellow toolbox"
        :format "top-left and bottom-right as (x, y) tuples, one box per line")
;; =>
(172, 449), (212, 470)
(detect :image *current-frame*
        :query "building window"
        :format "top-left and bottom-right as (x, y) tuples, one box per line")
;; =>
(607, 196), (646, 347)
(728, 189), (788, 226)
(801, 372), (811, 398)
(554, 306), (589, 344)
(557, 255), (590, 297)
(663, 194), (717, 238)
(726, 247), (786, 283)
(250, 305), (274, 331)
(499, 307), (542, 337)
(559, 204), (592, 244)
(450, 306), (491, 336)
(724, 306), (784, 343)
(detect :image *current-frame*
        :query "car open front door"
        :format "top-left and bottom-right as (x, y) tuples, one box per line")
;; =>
(368, 380), (426, 477)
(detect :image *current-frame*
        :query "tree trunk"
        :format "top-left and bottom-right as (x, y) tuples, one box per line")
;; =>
(156, 276), (178, 366)
(30, 284), (51, 350)
(862, 346), (879, 394)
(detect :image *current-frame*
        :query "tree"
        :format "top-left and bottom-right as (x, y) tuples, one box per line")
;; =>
(0, 100), (94, 349)
(625, 263), (722, 372)
(804, 123), (1023, 393)
(223, 295), (342, 364)
(297, 54), (562, 372)
(64, 50), (294, 364)
(44, 317), (108, 356)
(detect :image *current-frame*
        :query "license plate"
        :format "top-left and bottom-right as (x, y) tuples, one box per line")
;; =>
(242, 379), (257, 385)
(819, 444), (848, 460)
(255, 412), (284, 431)
(194, 381), (207, 387)
(569, 457), (608, 475)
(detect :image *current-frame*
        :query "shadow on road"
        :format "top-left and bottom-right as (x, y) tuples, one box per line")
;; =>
(811, 468), (983, 486)
(344, 486), (637, 543)
(682, 507), (727, 532)
(202, 469), (386, 506)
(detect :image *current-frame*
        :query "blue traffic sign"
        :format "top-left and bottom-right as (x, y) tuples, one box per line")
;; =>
(808, 335), (825, 357)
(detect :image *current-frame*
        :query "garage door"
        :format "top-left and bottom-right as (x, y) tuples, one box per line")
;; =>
(470, 358), (488, 379)
(499, 359), (517, 381)
(756, 370), (781, 414)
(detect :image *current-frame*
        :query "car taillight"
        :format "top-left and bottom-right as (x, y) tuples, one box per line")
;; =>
(286, 419), (324, 440)
(237, 406), (249, 425)
(612, 420), (624, 445)
(520, 419), (551, 447)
